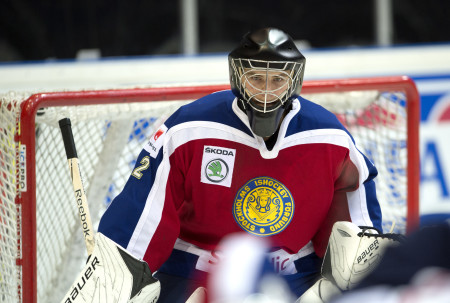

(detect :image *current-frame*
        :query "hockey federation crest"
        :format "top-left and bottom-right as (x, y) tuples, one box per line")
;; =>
(233, 177), (294, 236)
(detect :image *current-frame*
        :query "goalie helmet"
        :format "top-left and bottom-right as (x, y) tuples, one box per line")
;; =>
(228, 27), (306, 137)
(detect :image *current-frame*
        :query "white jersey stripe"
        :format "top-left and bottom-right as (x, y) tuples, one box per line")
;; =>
(346, 140), (373, 227)
(127, 152), (171, 258)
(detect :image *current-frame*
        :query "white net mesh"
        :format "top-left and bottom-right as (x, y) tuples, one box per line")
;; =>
(34, 101), (188, 302)
(0, 82), (416, 303)
(1, 92), (23, 303)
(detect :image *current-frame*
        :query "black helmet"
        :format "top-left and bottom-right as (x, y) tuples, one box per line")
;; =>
(229, 28), (306, 137)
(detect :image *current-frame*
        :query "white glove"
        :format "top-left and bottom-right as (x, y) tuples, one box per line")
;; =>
(297, 221), (404, 303)
(322, 221), (403, 291)
(61, 232), (160, 303)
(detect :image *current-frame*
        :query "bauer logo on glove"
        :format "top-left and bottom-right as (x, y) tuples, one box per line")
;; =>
(61, 233), (160, 303)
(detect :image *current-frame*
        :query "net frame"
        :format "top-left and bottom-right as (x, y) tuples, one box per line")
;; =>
(0, 76), (420, 303)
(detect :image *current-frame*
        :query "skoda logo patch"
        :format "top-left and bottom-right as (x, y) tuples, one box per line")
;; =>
(201, 145), (236, 188)
(205, 159), (229, 183)
(233, 176), (294, 236)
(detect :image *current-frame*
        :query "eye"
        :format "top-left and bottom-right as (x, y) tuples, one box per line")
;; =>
(249, 75), (263, 81)
(272, 76), (287, 84)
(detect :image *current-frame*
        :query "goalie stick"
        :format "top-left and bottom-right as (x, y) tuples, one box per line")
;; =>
(59, 118), (161, 303)
(59, 117), (95, 255)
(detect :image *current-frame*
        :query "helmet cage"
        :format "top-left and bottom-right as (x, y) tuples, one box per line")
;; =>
(230, 58), (304, 113)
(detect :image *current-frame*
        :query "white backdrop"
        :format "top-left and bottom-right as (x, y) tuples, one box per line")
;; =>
(1, 44), (450, 93)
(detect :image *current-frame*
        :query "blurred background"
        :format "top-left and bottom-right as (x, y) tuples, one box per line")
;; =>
(1, 0), (450, 61)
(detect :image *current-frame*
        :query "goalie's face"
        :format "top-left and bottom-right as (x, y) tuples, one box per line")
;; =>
(229, 58), (302, 114)
(242, 69), (291, 112)
(229, 58), (305, 137)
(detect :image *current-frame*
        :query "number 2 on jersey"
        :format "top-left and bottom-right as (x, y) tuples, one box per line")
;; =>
(132, 156), (150, 179)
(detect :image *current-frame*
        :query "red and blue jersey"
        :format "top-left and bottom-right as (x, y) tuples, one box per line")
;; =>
(98, 90), (382, 280)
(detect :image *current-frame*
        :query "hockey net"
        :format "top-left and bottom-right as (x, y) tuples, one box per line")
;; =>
(0, 76), (419, 303)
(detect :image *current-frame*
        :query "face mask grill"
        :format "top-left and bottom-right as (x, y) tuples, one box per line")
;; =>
(230, 58), (304, 113)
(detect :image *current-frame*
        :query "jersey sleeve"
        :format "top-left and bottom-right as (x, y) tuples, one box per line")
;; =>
(98, 124), (184, 272)
(312, 136), (382, 257)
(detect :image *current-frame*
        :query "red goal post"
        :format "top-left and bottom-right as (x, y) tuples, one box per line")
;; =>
(0, 76), (419, 303)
